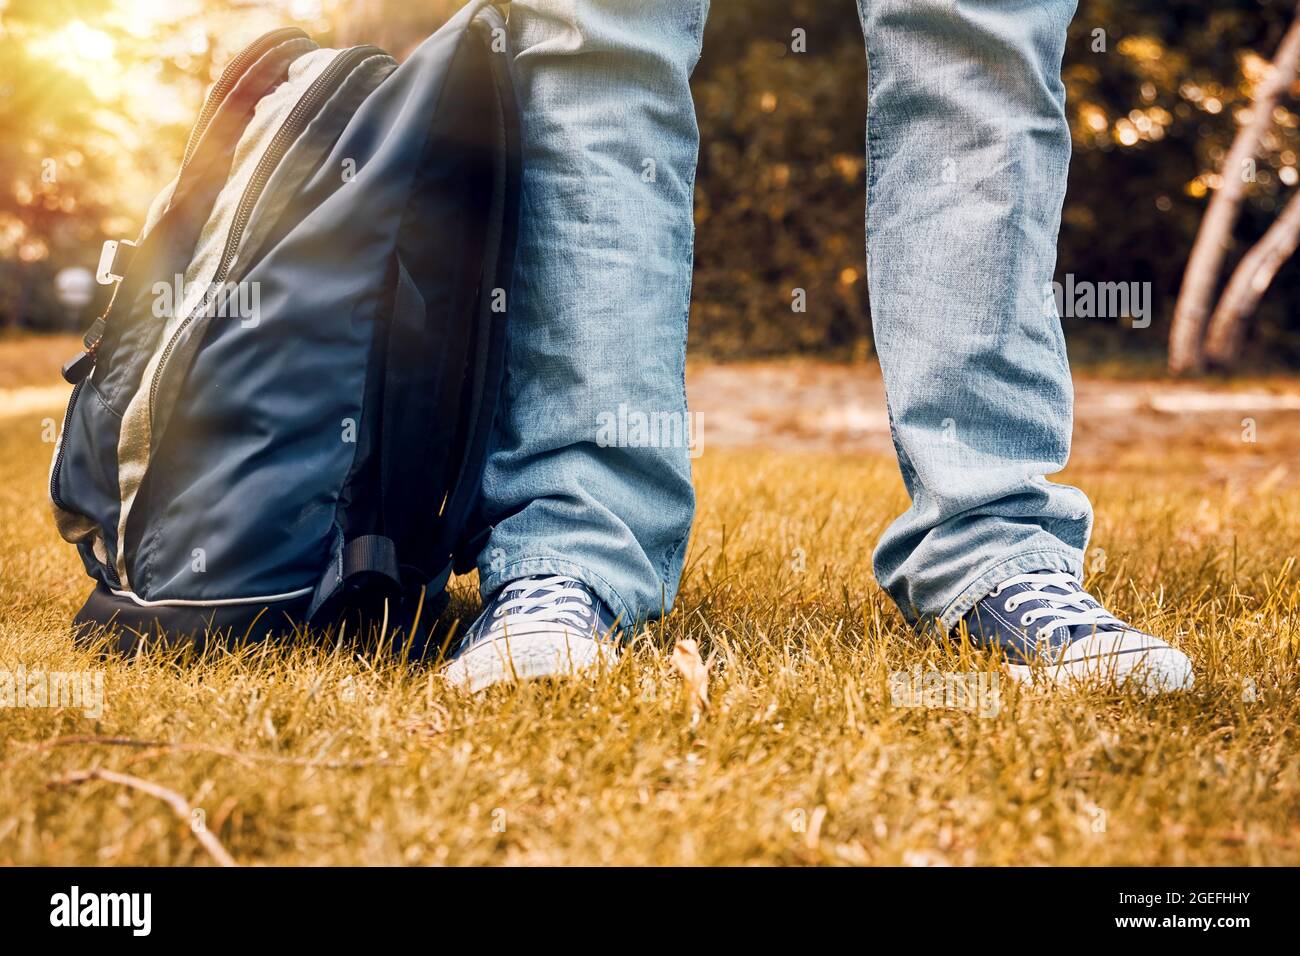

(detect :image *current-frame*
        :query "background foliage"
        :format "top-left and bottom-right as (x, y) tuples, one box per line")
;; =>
(692, 0), (1300, 363)
(2, 0), (1298, 367)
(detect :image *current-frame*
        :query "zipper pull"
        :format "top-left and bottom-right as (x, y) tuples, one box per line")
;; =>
(61, 350), (96, 384)
(62, 317), (106, 384)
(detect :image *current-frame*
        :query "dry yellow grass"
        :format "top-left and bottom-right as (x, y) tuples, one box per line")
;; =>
(0, 342), (1297, 865)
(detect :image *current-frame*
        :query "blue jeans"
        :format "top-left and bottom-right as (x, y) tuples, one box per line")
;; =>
(477, 0), (707, 627)
(859, 0), (1092, 630)
(479, 0), (1092, 632)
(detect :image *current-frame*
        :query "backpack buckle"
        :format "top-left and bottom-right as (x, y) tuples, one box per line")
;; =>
(95, 238), (137, 285)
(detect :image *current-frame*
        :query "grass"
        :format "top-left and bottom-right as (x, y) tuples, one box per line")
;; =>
(0, 341), (1297, 865)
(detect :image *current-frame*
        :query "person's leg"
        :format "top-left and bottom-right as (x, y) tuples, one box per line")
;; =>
(475, 0), (709, 628)
(856, 0), (1092, 631)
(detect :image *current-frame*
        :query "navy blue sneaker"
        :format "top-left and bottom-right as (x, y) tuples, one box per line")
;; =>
(961, 570), (1193, 693)
(441, 575), (622, 692)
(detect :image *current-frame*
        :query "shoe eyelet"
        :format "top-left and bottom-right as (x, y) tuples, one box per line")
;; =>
(1005, 598), (1020, 612)
(493, 608), (504, 618)
(1020, 613), (1033, 627)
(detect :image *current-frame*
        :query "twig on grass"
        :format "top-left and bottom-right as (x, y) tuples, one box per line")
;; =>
(48, 767), (238, 867)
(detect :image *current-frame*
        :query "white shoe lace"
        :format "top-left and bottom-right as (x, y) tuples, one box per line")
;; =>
(487, 575), (595, 636)
(992, 571), (1126, 644)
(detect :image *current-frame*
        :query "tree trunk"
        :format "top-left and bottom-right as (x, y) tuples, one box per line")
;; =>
(1202, 188), (1300, 366)
(1167, 4), (1300, 374)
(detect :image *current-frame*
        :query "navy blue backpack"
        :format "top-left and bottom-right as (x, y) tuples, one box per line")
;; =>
(49, 0), (519, 651)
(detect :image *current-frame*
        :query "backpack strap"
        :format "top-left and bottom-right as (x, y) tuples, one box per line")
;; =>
(307, 532), (402, 622)
(313, 4), (520, 620)
(445, 3), (522, 571)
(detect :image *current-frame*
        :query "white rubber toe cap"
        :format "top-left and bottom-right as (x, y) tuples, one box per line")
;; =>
(1009, 630), (1194, 694)
(441, 629), (620, 693)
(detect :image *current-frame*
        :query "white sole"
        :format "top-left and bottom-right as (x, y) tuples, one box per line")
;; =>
(1006, 632), (1194, 694)
(441, 631), (620, 693)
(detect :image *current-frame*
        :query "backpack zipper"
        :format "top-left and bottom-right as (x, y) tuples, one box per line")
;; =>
(147, 45), (384, 426)
(48, 380), (123, 589)
(59, 27), (312, 387)
(49, 381), (86, 513)
(180, 27), (311, 172)
(60, 316), (106, 384)
(52, 306), (109, 501)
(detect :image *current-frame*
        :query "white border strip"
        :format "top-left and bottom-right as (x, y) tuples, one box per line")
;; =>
(109, 586), (313, 608)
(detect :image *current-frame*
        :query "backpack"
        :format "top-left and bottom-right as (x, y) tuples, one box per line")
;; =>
(49, 0), (519, 653)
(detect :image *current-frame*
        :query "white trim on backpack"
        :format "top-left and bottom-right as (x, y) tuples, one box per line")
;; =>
(109, 586), (313, 608)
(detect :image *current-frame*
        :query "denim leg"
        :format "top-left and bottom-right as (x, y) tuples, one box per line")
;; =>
(855, 0), (1093, 630)
(476, 0), (709, 626)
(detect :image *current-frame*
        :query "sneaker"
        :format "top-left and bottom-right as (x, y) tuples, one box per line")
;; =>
(440, 575), (621, 692)
(960, 569), (1193, 694)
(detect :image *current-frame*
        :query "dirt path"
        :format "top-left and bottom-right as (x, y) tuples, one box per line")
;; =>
(687, 359), (1300, 481)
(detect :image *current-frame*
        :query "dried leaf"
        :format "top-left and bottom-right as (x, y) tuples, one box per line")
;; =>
(670, 639), (709, 716)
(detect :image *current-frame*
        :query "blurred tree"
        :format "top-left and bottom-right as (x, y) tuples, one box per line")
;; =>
(1169, 3), (1300, 372)
(1201, 7), (1300, 369)
(1206, 187), (1300, 363)
(3, 0), (1298, 370)
(1055, 0), (1300, 368)
(0, 0), (344, 331)
(690, 0), (1300, 366)
(692, 0), (870, 359)
(0, 0), (128, 329)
